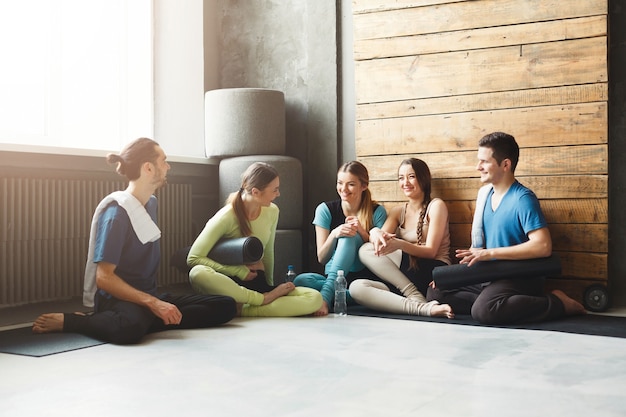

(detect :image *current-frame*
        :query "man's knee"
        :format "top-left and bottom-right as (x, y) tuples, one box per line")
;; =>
(471, 301), (499, 324)
(98, 318), (148, 344)
(91, 307), (152, 344)
(108, 328), (146, 344)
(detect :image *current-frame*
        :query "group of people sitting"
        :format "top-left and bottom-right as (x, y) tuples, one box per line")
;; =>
(32, 132), (586, 345)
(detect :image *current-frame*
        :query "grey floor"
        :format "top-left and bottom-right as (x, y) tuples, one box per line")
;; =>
(2, 304), (626, 417)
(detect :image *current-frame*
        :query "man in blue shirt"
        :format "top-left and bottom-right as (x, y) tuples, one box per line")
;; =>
(429, 132), (585, 324)
(33, 138), (236, 343)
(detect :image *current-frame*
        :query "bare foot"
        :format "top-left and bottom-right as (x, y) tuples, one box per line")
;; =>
(552, 289), (586, 316)
(32, 311), (88, 334)
(32, 313), (65, 333)
(312, 301), (329, 317)
(430, 304), (455, 319)
(262, 282), (295, 305)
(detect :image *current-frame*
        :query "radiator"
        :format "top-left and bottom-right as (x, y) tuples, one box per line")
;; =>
(0, 178), (192, 307)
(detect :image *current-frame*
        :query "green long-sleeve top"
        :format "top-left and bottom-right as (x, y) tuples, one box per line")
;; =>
(187, 203), (279, 285)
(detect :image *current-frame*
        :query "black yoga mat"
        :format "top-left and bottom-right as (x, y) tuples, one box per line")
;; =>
(171, 236), (264, 273)
(0, 326), (106, 357)
(432, 254), (562, 290)
(348, 305), (626, 339)
(208, 236), (264, 265)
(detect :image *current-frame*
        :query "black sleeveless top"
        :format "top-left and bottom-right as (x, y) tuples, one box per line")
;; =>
(324, 199), (380, 230)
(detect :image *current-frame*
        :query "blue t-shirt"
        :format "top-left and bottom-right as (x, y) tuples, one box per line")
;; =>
(94, 196), (160, 296)
(483, 181), (547, 249)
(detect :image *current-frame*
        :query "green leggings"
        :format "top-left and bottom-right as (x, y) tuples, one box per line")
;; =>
(189, 265), (322, 317)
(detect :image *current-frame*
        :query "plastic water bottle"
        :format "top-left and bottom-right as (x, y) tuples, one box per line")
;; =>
(334, 270), (347, 316)
(285, 265), (296, 283)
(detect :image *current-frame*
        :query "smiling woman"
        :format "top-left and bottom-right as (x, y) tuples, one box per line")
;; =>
(187, 161), (323, 317)
(293, 161), (388, 316)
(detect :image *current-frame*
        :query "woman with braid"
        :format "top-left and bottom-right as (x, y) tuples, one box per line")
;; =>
(293, 161), (387, 316)
(188, 162), (322, 317)
(350, 158), (454, 318)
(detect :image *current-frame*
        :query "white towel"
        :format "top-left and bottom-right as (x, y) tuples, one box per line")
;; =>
(471, 184), (493, 249)
(82, 191), (161, 307)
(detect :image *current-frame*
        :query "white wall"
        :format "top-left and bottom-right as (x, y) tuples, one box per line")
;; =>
(154, 0), (206, 160)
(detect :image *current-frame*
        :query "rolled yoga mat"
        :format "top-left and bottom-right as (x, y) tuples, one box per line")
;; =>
(208, 236), (264, 265)
(432, 254), (562, 290)
(171, 236), (264, 273)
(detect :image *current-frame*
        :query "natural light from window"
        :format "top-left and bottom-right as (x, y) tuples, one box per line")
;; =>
(0, 0), (153, 153)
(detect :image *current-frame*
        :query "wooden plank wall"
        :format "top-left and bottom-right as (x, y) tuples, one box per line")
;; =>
(352, 0), (608, 301)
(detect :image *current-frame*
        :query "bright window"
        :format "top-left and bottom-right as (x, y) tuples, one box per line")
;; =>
(0, 0), (153, 152)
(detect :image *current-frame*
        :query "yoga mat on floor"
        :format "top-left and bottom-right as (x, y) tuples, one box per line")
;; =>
(432, 254), (562, 290)
(348, 305), (626, 339)
(0, 326), (106, 357)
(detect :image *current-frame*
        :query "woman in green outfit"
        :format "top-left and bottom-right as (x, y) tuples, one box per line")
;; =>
(187, 162), (322, 317)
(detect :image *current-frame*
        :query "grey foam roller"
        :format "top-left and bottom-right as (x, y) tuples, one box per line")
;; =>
(274, 229), (303, 283)
(205, 88), (286, 157)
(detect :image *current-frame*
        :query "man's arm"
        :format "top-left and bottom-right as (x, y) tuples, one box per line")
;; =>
(456, 227), (552, 267)
(96, 261), (182, 325)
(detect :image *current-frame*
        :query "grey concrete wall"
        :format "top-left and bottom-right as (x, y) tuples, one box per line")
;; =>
(204, 0), (341, 271)
(339, 0), (356, 162)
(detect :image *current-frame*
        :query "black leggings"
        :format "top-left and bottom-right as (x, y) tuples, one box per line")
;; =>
(64, 292), (236, 344)
(470, 277), (565, 324)
(427, 277), (566, 324)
